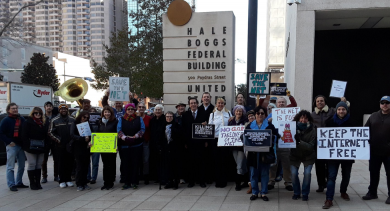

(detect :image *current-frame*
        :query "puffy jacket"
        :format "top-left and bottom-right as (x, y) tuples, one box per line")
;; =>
(312, 105), (336, 128)
(365, 110), (390, 157)
(21, 117), (49, 154)
(48, 115), (75, 147)
(290, 123), (316, 167)
(98, 119), (118, 133)
(208, 108), (232, 138)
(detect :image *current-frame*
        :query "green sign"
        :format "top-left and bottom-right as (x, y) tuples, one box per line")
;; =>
(90, 133), (117, 153)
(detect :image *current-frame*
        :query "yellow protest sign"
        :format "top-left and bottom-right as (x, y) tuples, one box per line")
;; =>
(90, 133), (117, 153)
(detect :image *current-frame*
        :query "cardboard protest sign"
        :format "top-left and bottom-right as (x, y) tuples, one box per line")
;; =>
(317, 127), (370, 160)
(270, 83), (287, 96)
(76, 122), (92, 136)
(278, 121), (296, 148)
(192, 124), (215, 139)
(217, 125), (245, 146)
(90, 133), (117, 153)
(89, 112), (101, 125)
(330, 80), (347, 98)
(109, 77), (130, 102)
(248, 73), (271, 95)
(272, 107), (300, 126)
(243, 129), (272, 152)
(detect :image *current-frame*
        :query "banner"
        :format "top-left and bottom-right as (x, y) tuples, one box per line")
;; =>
(217, 125), (245, 146)
(192, 124), (215, 139)
(76, 122), (91, 136)
(330, 80), (347, 98)
(272, 107), (300, 126)
(109, 77), (130, 102)
(317, 127), (370, 160)
(278, 121), (296, 148)
(243, 129), (272, 152)
(248, 73), (271, 95)
(270, 83), (287, 96)
(90, 133), (117, 153)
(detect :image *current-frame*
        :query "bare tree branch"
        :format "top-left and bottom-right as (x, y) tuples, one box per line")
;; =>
(0, 0), (44, 37)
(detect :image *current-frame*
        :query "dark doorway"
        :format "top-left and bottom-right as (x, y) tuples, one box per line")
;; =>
(313, 28), (390, 125)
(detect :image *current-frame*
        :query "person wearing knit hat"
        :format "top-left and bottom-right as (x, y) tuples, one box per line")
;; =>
(311, 95), (351, 193)
(322, 99), (356, 209)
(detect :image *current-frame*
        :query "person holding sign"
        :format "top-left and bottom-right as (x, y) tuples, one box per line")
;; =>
(118, 103), (145, 190)
(322, 102), (355, 209)
(208, 97), (232, 188)
(362, 96), (390, 205)
(70, 111), (92, 192)
(228, 105), (248, 191)
(312, 95), (350, 193)
(96, 106), (118, 190)
(289, 110), (316, 201)
(246, 106), (278, 201)
(258, 89), (297, 109)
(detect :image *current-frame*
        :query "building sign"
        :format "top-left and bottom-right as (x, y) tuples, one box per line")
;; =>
(163, 1), (235, 111)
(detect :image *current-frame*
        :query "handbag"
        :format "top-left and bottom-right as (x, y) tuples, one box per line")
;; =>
(30, 139), (45, 152)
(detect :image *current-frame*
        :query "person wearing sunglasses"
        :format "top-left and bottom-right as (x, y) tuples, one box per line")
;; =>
(21, 107), (47, 190)
(137, 102), (152, 185)
(118, 103), (145, 190)
(362, 96), (390, 205)
(246, 106), (278, 201)
(70, 111), (92, 191)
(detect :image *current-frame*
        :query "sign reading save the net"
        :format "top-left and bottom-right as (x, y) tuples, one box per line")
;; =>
(90, 133), (117, 153)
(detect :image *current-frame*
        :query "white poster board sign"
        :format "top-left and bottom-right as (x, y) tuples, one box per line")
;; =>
(272, 107), (300, 126)
(330, 80), (347, 98)
(109, 77), (129, 102)
(278, 121), (296, 148)
(317, 127), (370, 160)
(77, 122), (92, 137)
(217, 125), (245, 146)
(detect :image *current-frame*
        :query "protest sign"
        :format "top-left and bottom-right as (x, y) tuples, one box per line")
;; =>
(330, 80), (347, 98)
(278, 121), (296, 148)
(90, 133), (117, 153)
(192, 124), (215, 139)
(89, 112), (101, 125)
(76, 122), (92, 136)
(109, 77), (129, 102)
(248, 73), (271, 95)
(272, 107), (300, 126)
(243, 129), (272, 152)
(217, 125), (245, 146)
(270, 83), (287, 96)
(317, 127), (370, 160)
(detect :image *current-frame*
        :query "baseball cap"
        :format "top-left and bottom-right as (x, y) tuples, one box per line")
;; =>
(58, 104), (68, 110)
(380, 96), (390, 102)
(44, 101), (53, 107)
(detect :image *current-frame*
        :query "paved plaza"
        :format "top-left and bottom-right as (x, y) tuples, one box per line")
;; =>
(0, 157), (389, 211)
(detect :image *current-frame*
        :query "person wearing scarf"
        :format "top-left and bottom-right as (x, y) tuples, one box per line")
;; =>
(208, 97), (232, 188)
(0, 103), (28, 191)
(21, 107), (48, 190)
(117, 103), (145, 190)
(289, 110), (316, 201)
(322, 101), (355, 209)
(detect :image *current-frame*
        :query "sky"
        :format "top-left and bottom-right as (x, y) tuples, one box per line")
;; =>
(196, 0), (268, 85)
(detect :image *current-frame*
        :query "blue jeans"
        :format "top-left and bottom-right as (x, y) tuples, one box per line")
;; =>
(291, 164), (313, 197)
(326, 160), (353, 200)
(250, 164), (270, 195)
(87, 153), (100, 181)
(6, 145), (26, 188)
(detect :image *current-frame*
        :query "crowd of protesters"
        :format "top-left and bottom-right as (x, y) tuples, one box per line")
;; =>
(0, 89), (389, 209)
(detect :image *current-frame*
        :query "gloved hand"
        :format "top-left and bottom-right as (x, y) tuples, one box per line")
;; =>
(121, 135), (126, 141)
(286, 89), (291, 97)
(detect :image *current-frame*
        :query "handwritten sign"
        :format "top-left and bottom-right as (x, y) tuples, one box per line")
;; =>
(192, 124), (215, 139)
(272, 107), (300, 126)
(248, 73), (270, 95)
(76, 122), (91, 136)
(317, 127), (370, 160)
(217, 126), (245, 146)
(270, 83), (287, 96)
(278, 121), (296, 148)
(330, 80), (347, 98)
(109, 77), (129, 101)
(90, 133), (117, 153)
(243, 129), (272, 152)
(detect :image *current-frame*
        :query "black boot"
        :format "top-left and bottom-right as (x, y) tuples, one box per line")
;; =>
(235, 174), (242, 191)
(241, 173), (249, 188)
(27, 170), (38, 190)
(35, 169), (43, 189)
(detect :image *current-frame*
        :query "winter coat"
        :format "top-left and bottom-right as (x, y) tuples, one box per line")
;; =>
(0, 115), (25, 146)
(70, 121), (91, 155)
(228, 117), (248, 151)
(182, 109), (208, 146)
(48, 115), (75, 147)
(208, 108), (232, 138)
(289, 123), (316, 167)
(150, 114), (166, 148)
(21, 117), (49, 154)
(365, 110), (390, 157)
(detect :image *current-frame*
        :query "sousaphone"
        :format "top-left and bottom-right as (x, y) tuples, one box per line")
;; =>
(55, 78), (88, 107)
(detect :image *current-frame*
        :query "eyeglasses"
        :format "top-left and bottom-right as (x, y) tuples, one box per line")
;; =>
(127, 108), (135, 111)
(33, 112), (42, 115)
(256, 112), (265, 115)
(166, 116), (173, 118)
(381, 101), (390, 105)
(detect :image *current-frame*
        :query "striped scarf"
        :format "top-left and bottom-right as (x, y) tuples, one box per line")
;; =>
(8, 114), (20, 137)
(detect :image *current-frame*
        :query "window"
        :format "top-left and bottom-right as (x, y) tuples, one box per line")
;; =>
(21, 48), (25, 60)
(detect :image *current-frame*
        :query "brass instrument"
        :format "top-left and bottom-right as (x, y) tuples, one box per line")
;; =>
(55, 78), (88, 107)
